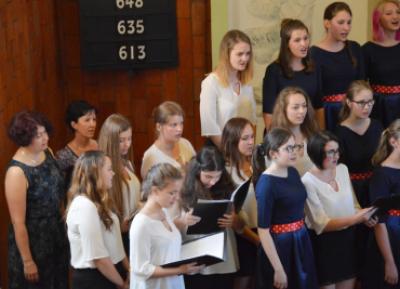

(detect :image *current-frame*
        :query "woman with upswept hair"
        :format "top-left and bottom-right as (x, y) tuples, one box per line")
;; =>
(310, 2), (364, 131)
(66, 151), (129, 289)
(263, 18), (324, 130)
(98, 113), (141, 254)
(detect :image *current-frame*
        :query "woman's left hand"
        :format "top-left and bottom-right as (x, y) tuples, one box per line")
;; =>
(218, 212), (244, 231)
(180, 209), (201, 226)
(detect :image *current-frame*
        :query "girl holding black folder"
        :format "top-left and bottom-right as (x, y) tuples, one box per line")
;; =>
(363, 119), (400, 289)
(181, 146), (240, 289)
(129, 163), (203, 289)
(221, 117), (259, 289)
(252, 128), (318, 289)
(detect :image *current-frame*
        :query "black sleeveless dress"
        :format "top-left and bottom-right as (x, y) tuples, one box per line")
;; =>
(7, 150), (69, 289)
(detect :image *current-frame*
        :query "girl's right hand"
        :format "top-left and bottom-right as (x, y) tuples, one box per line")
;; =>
(24, 260), (39, 283)
(273, 268), (287, 289)
(385, 261), (398, 285)
(355, 207), (376, 224)
(179, 262), (205, 275)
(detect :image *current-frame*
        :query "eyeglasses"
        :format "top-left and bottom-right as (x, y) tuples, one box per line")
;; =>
(283, 143), (304, 153)
(350, 99), (375, 109)
(325, 149), (340, 158)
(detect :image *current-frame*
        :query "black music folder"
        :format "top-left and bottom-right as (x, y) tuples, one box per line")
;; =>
(161, 231), (225, 268)
(187, 199), (230, 235)
(230, 178), (251, 213)
(372, 194), (400, 216)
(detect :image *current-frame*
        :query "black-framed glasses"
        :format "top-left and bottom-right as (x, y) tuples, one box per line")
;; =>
(283, 144), (304, 153)
(350, 99), (375, 108)
(325, 149), (340, 158)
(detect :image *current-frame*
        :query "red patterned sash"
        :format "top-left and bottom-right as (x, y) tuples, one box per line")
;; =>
(270, 219), (304, 234)
(372, 84), (400, 94)
(322, 93), (346, 103)
(350, 171), (373, 181)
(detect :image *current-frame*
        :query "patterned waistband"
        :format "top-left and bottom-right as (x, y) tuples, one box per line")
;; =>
(322, 93), (346, 103)
(350, 171), (373, 181)
(388, 209), (400, 217)
(270, 219), (304, 234)
(372, 84), (400, 94)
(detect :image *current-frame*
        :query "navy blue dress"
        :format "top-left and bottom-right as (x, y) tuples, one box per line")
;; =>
(363, 167), (400, 289)
(262, 62), (323, 114)
(310, 41), (364, 131)
(255, 167), (317, 289)
(363, 42), (400, 127)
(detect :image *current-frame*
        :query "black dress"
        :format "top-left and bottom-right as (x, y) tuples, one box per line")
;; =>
(335, 119), (383, 277)
(262, 62), (323, 114)
(363, 41), (400, 127)
(363, 167), (400, 289)
(310, 41), (364, 131)
(7, 150), (69, 289)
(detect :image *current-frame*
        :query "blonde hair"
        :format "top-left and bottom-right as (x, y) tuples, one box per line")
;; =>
(372, 119), (400, 165)
(214, 29), (254, 87)
(67, 151), (114, 230)
(141, 163), (183, 201)
(271, 86), (319, 139)
(98, 114), (134, 220)
(339, 80), (373, 122)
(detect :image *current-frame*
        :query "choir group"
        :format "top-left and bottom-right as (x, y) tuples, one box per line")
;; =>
(5, 1), (400, 289)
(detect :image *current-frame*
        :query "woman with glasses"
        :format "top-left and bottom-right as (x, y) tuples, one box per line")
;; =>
(363, 0), (400, 127)
(253, 128), (318, 289)
(302, 131), (377, 289)
(335, 81), (383, 283)
(270, 86), (319, 176)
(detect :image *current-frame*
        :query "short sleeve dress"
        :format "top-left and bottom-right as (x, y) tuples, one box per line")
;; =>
(256, 167), (317, 289)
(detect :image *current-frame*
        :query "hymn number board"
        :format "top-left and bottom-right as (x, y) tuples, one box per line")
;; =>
(79, 0), (178, 69)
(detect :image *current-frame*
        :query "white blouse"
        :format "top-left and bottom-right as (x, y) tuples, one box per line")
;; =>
(140, 138), (195, 179)
(130, 210), (184, 289)
(67, 195), (125, 268)
(122, 167), (141, 220)
(302, 164), (360, 235)
(226, 165), (257, 228)
(200, 73), (257, 136)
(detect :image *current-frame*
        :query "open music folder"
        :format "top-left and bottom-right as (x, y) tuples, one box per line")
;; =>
(186, 178), (251, 235)
(161, 231), (226, 268)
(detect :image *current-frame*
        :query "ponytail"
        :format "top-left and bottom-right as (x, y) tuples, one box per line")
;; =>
(252, 144), (267, 186)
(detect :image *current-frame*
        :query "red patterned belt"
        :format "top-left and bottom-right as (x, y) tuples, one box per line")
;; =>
(388, 209), (400, 217)
(322, 93), (346, 103)
(350, 171), (373, 181)
(270, 219), (304, 234)
(372, 84), (400, 94)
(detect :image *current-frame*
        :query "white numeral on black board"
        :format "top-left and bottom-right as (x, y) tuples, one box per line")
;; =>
(116, 0), (143, 9)
(119, 45), (146, 60)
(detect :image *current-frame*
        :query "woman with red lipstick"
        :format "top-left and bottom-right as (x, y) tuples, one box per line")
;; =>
(5, 111), (68, 289)
(310, 2), (364, 132)
(98, 114), (141, 255)
(253, 128), (318, 289)
(221, 117), (259, 289)
(56, 100), (98, 188)
(363, 119), (400, 289)
(302, 131), (376, 289)
(270, 86), (319, 176)
(200, 30), (256, 148)
(140, 101), (195, 179)
(363, 0), (400, 128)
(263, 19), (324, 130)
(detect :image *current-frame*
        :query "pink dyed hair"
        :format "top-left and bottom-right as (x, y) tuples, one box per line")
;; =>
(372, 0), (400, 42)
